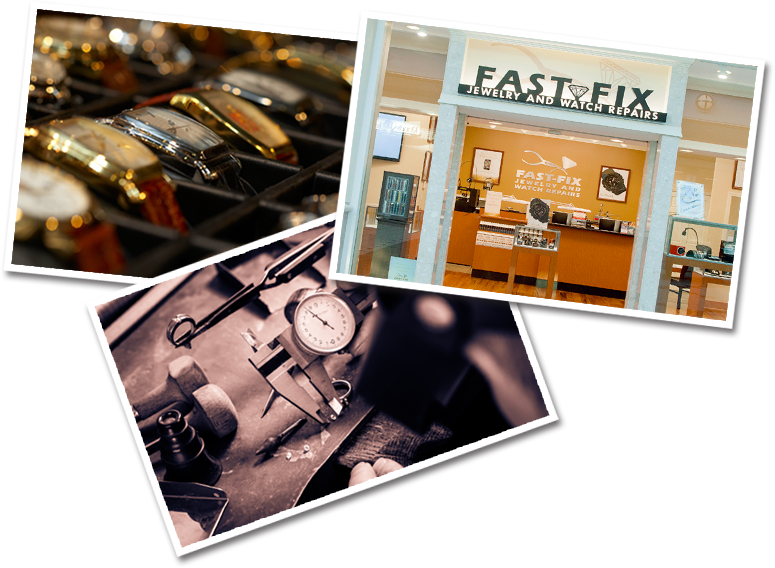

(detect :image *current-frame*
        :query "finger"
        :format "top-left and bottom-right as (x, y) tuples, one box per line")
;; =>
(348, 462), (377, 487)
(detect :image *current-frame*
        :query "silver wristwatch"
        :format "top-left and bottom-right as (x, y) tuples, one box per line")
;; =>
(99, 107), (254, 195)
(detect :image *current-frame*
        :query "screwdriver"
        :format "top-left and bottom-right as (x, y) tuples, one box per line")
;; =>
(255, 418), (307, 461)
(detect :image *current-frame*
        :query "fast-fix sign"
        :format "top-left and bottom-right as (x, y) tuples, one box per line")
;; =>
(459, 39), (672, 123)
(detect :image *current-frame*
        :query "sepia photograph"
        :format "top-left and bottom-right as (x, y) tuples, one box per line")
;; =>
(90, 219), (555, 554)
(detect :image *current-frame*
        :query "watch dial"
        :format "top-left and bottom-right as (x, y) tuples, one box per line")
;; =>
(36, 16), (108, 47)
(55, 117), (158, 169)
(199, 89), (292, 148)
(18, 158), (92, 219)
(31, 51), (67, 85)
(126, 107), (225, 151)
(294, 293), (356, 354)
(217, 69), (307, 106)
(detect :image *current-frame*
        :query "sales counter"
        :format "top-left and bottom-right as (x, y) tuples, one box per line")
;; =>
(448, 208), (634, 298)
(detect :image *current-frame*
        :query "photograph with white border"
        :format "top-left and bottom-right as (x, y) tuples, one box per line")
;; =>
(331, 13), (763, 328)
(6, 5), (355, 284)
(89, 215), (556, 555)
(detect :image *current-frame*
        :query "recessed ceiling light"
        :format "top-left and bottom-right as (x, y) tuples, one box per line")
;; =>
(489, 121), (502, 125)
(489, 125), (496, 128)
(611, 138), (623, 143)
(406, 25), (420, 30)
(718, 74), (728, 79)
(679, 149), (693, 153)
(417, 31), (427, 37)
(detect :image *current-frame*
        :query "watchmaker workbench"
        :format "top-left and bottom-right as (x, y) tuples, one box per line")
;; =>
(107, 225), (375, 543)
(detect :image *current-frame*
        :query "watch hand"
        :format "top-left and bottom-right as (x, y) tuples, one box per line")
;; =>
(305, 308), (334, 330)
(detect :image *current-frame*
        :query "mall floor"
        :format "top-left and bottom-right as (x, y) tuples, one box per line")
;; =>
(442, 265), (729, 321)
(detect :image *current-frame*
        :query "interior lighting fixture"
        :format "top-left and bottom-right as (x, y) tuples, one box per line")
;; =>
(717, 68), (731, 79)
(417, 31), (427, 37)
(406, 25), (420, 30)
(610, 138), (623, 143)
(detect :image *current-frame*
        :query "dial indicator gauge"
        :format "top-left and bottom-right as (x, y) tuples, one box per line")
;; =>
(293, 292), (356, 355)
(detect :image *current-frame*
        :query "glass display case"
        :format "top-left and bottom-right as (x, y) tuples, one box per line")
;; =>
(515, 226), (561, 252)
(664, 216), (736, 268)
(364, 205), (378, 228)
(377, 171), (419, 222)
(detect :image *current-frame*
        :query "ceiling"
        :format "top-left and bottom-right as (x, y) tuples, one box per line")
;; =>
(388, 21), (758, 98)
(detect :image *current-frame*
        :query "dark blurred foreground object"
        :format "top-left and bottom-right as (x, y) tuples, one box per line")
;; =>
(355, 289), (543, 433)
(306, 289), (549, 500)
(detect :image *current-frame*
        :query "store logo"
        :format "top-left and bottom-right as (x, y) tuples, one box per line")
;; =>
(458, 65), (666, 123)
(515, 150), (583, 198)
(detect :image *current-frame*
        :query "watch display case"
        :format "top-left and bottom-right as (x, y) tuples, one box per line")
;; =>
(515, 226), (561, 251)
(14, 11), (354, 278)
(664, 216), (736, 268)
(376, 171), (419, 223)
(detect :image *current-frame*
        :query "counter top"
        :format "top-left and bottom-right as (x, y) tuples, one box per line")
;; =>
(548, 222), (635, 237)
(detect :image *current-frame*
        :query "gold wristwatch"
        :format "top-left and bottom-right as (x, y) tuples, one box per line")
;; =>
(15, 156), (126, 274)
(29, 50), (73, 109)
(102, 17), (195, 77)
(24, 117), (188, 233)
(139, 88), (298, 163)
(34, 15), (138, 92)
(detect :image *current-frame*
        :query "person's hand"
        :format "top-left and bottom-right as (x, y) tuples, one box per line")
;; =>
(348, 458), (404, 487)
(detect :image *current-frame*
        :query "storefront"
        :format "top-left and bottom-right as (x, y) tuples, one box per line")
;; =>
(336, 20), (761, 322)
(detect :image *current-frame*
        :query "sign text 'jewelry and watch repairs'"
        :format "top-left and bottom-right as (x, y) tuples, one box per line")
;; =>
(459, 67), (667, 122)
(458, 39), (671, 122)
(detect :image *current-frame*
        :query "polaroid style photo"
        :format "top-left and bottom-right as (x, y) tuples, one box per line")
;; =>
(331, 13), (763, 328)
(88, 217), (557, 555)
(6, 5), (355, 284)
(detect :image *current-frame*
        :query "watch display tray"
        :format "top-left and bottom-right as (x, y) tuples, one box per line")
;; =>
(16, 17), (351, 278)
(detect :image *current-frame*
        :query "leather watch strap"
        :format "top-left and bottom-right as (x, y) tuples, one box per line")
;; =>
(137, 178), (189, 233)
(70, 221), (126, 274)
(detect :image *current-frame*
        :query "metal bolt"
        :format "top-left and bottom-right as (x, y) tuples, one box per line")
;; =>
(303, 445), (310, 453)
(286, 452), (292, 460)
(330, 414), (337, 421)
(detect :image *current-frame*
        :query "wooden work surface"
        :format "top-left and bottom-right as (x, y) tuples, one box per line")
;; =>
(109, 232), (374, 544)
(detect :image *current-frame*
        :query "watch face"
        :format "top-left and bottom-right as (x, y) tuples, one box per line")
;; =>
(197, 89), (292, 149)
(18, 158), (92, 220)
(122, 107), (226, 152)
(54, 117), (158, 170)
(36, 15), (108, 47)
(30, 51), (68, 85)
(216, 69), (308, 106)
(293, 292), (356, 355)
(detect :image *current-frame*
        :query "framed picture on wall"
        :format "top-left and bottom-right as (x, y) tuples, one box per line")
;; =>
(733, 159), (745, 189)
(597, 166), (630, 203)
(471, 148), (503, 185)
(421, 151), (433, 182)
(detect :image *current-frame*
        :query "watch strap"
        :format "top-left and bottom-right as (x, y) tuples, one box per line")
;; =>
(70, 221), (126, 274)
(101, 56), (138, 92)
(136, 178), (189, 233)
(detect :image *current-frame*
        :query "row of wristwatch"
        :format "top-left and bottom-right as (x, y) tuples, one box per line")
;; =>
(18, 15), (350, 275)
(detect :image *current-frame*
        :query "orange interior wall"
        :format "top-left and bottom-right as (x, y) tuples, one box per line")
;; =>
(459, 126), (648, 223)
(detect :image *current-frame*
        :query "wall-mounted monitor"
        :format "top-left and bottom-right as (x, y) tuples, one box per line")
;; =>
(373, 112), (406, 162)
